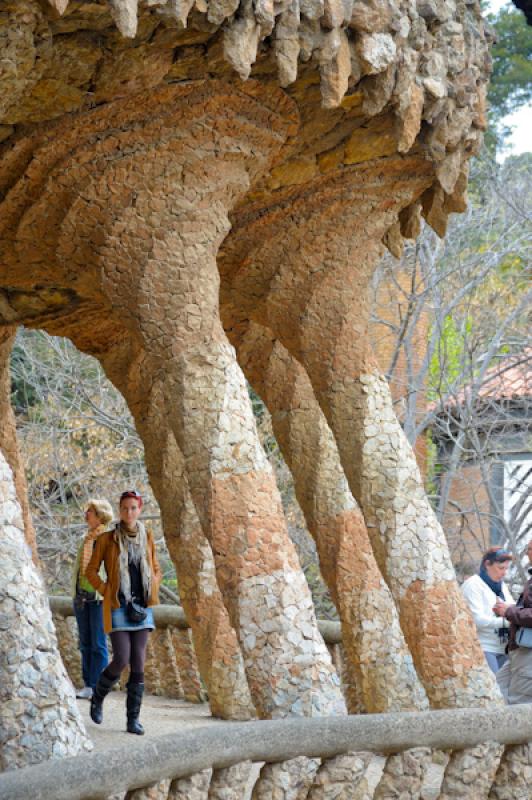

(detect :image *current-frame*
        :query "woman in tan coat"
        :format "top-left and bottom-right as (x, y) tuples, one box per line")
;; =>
(86, 490), (161, 735)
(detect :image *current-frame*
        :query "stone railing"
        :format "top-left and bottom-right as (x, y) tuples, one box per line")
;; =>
(2, 705), (532, 800)
(50, 597), (343, 703)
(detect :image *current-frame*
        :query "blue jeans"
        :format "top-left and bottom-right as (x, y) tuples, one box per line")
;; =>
(73, 599), (109, 689)
(484, 651), (507, 674)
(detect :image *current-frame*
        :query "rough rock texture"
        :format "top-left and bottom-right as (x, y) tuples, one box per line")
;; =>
(168, 769), (212, 800)
(53, 615), (84, 690)
(0, 450), (90, 770)
(235, 328), (428, 716)
(489, 744), (532, 800)
(209, 762), (254, 799)
(150, 628), (184, 699)
(235, 327), (431, 796)
(0, 0), (513, 794)
(127, 779), (171, 800)
(306, 752), (374, 799)
(0, 328), (37, 557)
(127, 375), (255, 720)
(171, 628), (208, 704)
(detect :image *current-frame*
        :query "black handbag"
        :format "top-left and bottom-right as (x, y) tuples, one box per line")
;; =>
(126, 600), (147, 623)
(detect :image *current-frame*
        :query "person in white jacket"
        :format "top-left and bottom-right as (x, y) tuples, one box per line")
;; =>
(462, 546), (515, 674)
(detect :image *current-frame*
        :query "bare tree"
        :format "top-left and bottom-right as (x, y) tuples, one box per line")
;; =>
(370, 150), (531, 581)
(11, 330), (172, 593)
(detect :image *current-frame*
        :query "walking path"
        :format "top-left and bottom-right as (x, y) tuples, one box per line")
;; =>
(77, 693), (219, 749)
(77, 694), (444, 798)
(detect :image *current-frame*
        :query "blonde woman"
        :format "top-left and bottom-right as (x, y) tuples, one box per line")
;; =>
(86, 490), (161, 735)
(72, 497), (114, 699)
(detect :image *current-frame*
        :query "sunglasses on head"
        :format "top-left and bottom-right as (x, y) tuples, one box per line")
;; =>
(488, 548), (512, 563)
(120, 490), (142, 502)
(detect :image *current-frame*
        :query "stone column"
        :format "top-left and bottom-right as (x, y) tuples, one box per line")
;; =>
(235, 323), (431, 798)
(170, 628), (206, 704)
(143, 634), (164, 696)
(98, 338), (255, 722)
(0, 449), (90, 770)
(150, 627), (184, 700)
(164, 475), (256, 720)
(236, 323), (428, 715)
(221, 162), (503, 795)
(56, 82), (345, 723)
(0, 326), (37, 556)
(136, 381), (256, 721)
(52, 613), (83, 690)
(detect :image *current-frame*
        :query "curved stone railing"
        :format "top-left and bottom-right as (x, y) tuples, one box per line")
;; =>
(2, 705), (532, 800)
(50, 596), (342, 703)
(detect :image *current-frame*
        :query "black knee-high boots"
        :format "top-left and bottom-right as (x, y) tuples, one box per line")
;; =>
(90, 670), (120, 724)
(126, 680), (145, 735)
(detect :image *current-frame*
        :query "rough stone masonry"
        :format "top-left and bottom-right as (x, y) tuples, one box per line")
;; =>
(2, 1), (526, 797)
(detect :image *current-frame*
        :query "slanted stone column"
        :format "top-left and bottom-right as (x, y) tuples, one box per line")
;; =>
(235, 323), (431, 798)
(98, 342), (255, 722)
(0, 326), (37, 556)
(221, 161), (503, 795)
(236, 323), (428, 715)
(0, 450), (90, 770)
(150, 627), (184, 700)
(143, 634), (164, 697)
(170, 628), (206, 704)
(338, 365), (500, 710)
(52, 613), (83, 690)
(162, 468), (255, 720)
(44, 81), (345, 724)
(135, 381), (255, 721)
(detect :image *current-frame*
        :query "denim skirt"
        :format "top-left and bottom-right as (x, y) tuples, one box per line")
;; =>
(111, 602), (155, 633)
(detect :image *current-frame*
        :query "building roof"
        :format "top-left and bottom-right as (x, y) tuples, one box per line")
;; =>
(432, 349), (531, 414)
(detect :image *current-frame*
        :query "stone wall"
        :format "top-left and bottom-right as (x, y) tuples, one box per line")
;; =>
(0, 452), (90, 770)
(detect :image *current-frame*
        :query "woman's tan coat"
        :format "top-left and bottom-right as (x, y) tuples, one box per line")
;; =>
(85, 526), (161, 634)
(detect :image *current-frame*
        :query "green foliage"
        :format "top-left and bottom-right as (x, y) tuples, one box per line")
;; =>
(423, 431), (441, 502)
(487, 6), (532, 121)
(428, 315), (472, 400)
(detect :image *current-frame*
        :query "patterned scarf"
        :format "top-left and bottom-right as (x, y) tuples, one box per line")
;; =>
(80, 524), (106, 577)
(117, 521), (152, 603)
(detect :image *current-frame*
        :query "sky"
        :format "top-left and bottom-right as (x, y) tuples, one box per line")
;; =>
(486, 0), (532, 157)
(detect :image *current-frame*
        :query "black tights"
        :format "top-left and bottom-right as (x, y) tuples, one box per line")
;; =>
(103, 629), (150, 684)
